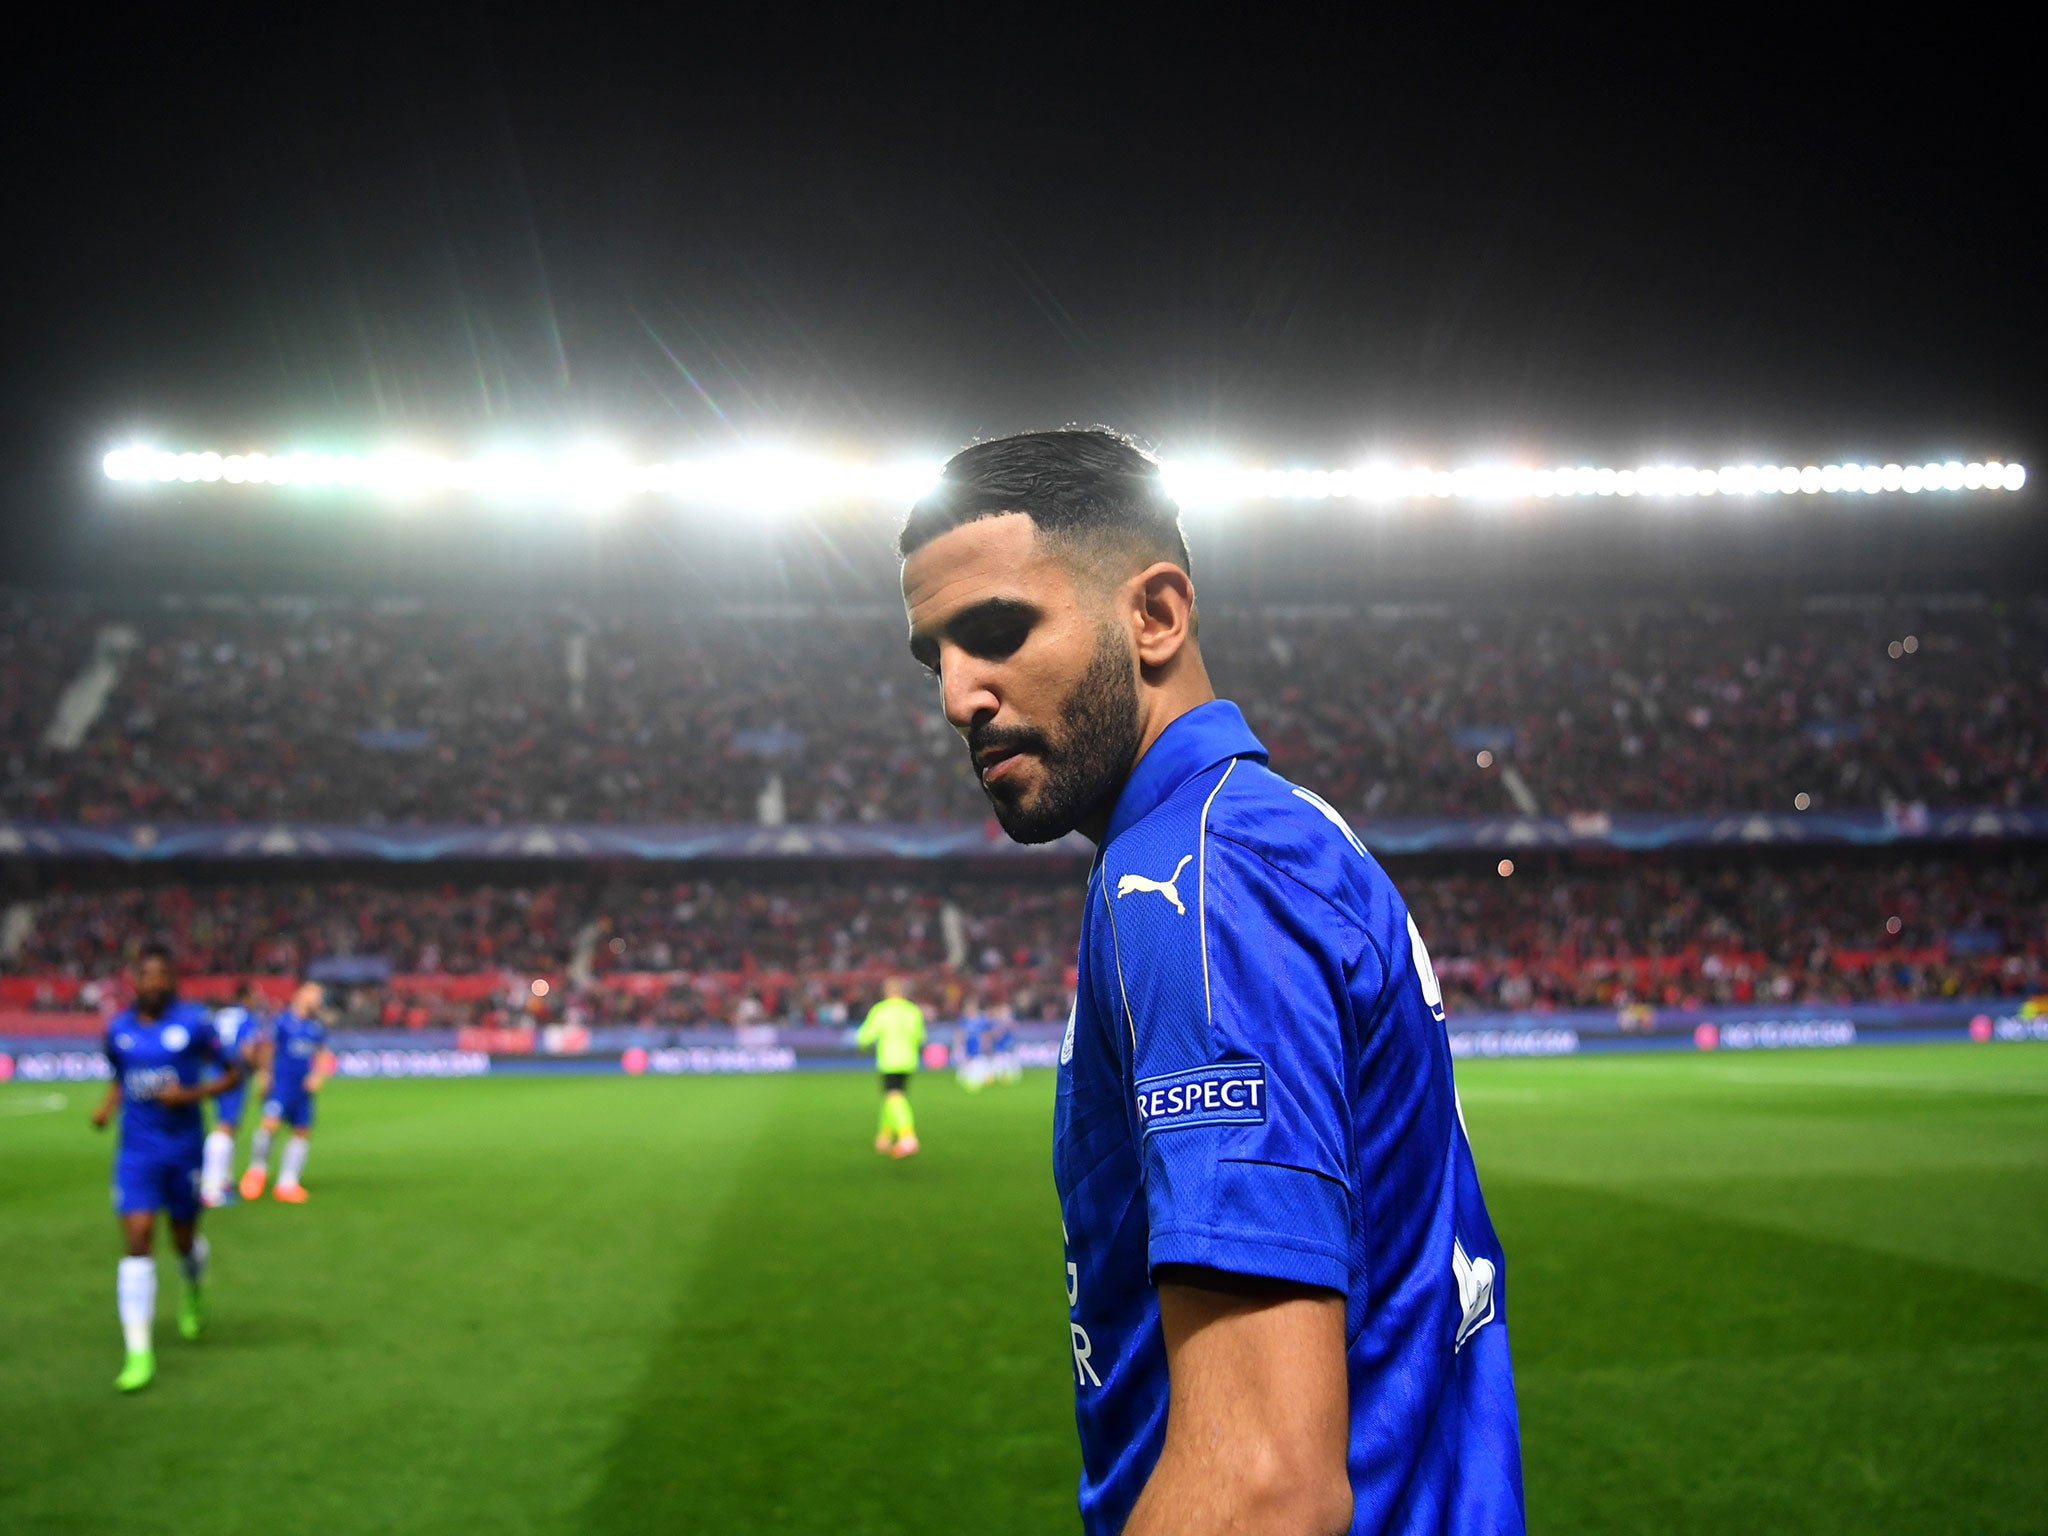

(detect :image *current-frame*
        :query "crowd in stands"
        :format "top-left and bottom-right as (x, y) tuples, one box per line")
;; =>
(6, 874), (1084, 1027)
(1, 592), (2043, 825)
(8, 853), (2041, 1021)
(0, 595), (92, 768)
(1407, 853), (2047, 1011)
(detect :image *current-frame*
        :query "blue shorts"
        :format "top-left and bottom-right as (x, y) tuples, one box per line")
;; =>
(264, 1085), (316, 1130)
(113, 1145), (203, 1221)
(214, 1084), (248, 1128)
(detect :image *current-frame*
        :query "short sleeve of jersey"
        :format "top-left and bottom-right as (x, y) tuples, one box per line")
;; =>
(104, 1026), (123, 1073)
(1109, 831), (1372, 1293)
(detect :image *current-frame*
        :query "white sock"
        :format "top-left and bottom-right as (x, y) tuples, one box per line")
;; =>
(117, 1257), (156, 1354)
(202, 1128), (234, 1195)
(180, 1236), (209, 1286)
(278, 1135), (310, 1189)
(247, 1125), (273, 1172)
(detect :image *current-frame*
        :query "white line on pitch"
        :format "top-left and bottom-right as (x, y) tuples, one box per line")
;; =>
(0, 1092), (70, 1116)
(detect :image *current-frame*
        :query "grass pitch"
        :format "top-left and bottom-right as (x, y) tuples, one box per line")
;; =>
(3, 1043), (2045, 1534)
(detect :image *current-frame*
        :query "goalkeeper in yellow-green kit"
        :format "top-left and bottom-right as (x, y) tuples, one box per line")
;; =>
(857, 978), (927, 1158)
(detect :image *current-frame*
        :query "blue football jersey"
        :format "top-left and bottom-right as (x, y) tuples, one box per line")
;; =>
(269, 1010), (327, 1092)
(1055, 701), (1524, 1535)
(105, 1001), (228, 1158)
(213, 1005), (267, 1064)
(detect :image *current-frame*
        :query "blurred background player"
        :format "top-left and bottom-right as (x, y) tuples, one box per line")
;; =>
(201, 981), (269, 1207)
(856, 978), (926, 1157)
(90, 943), (241, 1392)
(989, 1006), (1021, 1086)
(955, 1009), (990, 1092)
(238, 980), (334, 1203)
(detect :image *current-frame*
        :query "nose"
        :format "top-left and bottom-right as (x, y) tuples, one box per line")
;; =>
(938, 647), (1000, 735)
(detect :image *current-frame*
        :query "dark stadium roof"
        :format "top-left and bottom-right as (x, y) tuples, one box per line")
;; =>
(2, 13), (2039, 594)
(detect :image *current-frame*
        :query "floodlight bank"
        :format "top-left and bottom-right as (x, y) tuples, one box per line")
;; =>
(100, 447), (2027, 508)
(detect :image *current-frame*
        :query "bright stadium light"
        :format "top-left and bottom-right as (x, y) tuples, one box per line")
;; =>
(100, 442), (2029, 511)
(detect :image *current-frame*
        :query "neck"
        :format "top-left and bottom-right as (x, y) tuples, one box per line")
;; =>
(1076, 657), (1217, 845)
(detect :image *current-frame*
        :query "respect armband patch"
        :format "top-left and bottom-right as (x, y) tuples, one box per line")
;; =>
(1133, 1061), (1268, 1135)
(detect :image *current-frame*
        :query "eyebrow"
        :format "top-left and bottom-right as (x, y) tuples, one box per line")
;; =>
(907, 595), (1040, 669)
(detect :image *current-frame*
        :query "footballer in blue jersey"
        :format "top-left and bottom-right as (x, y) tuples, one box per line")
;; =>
(989, 1011), (1022, 1085)
(956, 1013), (991, 1090)
(903, 430), (1523, 1535)
(239, 980), (334, 1204)
(201, 982), (269, 1206)
(90, 944), (243, 1392)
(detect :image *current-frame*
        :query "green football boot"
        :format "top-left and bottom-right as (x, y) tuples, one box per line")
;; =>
(116, 1349), (156, 1393)
(178, 1285), (207, 1341)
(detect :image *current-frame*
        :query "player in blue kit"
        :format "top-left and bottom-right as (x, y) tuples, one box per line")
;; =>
(201, 981), (268, 1206)
(239, 980), (333, 1204)
(903, 431), (1523, 1535)
(956, 1011), (991, 1090)
(90, 943), (243, 1392)
(989, 1010), (1021, 1085)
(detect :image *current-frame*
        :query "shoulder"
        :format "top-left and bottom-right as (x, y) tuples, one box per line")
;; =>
(1202, 760), (1408, 958)
(1097, 758), (1369, 962)
(1107, 755), (1364, 913)
(172, 1005), (218, 1051)
(1210, 761), (1369, 893)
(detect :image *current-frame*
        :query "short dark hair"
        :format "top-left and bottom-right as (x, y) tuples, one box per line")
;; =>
(899, 428), (1190, 578)
(136, 941), (175, 968)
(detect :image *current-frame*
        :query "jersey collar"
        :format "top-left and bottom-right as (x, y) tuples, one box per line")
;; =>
(116, 1000), (185, 1030)
(1101, 699), (1268, 852)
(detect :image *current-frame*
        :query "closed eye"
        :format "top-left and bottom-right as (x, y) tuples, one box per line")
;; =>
(949, 598), (1039, 661)
(957, 617), (1029, 660)
(906, 596), (1040, 676)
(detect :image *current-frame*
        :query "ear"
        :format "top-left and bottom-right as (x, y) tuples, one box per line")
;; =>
(1130, 562), (1197, 671)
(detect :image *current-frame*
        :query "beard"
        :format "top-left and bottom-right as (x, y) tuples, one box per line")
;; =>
(969, 623), (1142, 845)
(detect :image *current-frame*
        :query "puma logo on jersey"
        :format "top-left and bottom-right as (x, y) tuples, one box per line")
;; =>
(1116, 854), (1194, 915)
(1452, 1237), (1496, 1351)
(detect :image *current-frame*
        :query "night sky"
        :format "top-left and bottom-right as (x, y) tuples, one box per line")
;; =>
(4, 11), (2039, 589)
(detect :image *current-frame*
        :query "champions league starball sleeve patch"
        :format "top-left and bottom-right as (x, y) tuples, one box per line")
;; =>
(1132, 1061), (1268, 1135)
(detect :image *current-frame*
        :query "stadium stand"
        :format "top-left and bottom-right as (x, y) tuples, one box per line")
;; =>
(0, 595), (97, 764)
(1408, 852), (2045, 1010)
(4, 590), (2043, 1021)
(5, 853), (2041, 1021)
(1, 592), (2044, 824)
